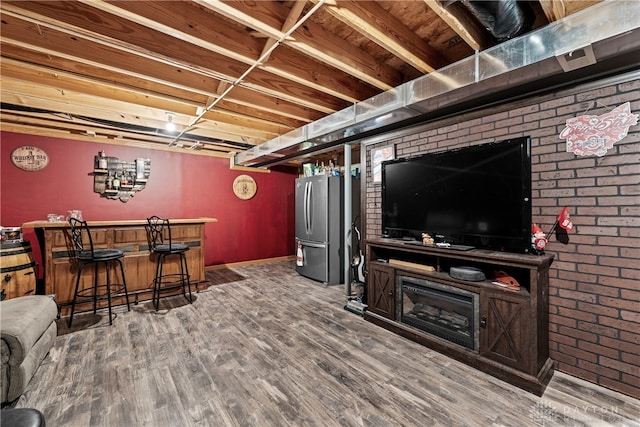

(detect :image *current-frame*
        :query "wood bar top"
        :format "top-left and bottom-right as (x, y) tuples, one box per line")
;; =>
(22, 217), (218, 228)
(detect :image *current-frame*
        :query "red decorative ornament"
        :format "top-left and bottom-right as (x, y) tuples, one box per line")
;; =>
(557, 207), (574, 232)
(531, 223), (547, 252)
(559, 102), (638, 157)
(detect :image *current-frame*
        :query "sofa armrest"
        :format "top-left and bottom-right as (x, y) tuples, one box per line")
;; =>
(1, 296), (58, 367)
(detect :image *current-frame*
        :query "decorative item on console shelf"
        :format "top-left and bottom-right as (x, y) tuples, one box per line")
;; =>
(92, 151), (151, 202)
(531, 207), (575, 255)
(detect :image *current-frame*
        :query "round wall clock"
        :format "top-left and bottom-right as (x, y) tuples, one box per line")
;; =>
(10, 146), (49, 171)
(232, 174), (257, 200)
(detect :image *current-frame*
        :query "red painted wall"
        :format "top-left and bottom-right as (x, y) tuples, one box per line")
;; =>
(1, 132), (296, 270)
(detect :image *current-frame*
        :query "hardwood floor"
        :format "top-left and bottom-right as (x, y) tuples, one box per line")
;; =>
(9, 261), (640, 426)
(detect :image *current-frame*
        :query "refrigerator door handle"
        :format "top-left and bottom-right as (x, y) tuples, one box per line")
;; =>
(303, 182), (308, 234)
(299, 240), (324, 249)
(305, 181), (312, 234)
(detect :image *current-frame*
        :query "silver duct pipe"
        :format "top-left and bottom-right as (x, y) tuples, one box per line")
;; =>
(234, 0), (640, 167)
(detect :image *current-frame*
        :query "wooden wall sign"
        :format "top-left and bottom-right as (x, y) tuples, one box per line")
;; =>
(10, 146), (49, 171)
(232, 174), (257, 200)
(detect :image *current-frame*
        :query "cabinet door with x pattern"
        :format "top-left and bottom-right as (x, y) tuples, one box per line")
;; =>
(367, 263), (396, 320)
(480, 290), (531, 373)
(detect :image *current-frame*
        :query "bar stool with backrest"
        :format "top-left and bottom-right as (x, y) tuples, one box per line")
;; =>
(146, 216), (193, 310)
(68, 218), (130, 327)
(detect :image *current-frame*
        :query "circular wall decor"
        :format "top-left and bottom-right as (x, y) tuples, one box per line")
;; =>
(10, 146), (49, 171)
(232, 174), (257, 200)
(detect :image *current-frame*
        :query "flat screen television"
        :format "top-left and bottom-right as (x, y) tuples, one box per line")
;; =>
(381, 137), (532, 253)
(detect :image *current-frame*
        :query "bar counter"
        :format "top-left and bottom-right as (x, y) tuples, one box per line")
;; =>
(22, 218), (217, 313)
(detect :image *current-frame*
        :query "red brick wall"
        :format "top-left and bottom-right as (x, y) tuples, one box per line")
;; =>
(364, 74), (640, 397)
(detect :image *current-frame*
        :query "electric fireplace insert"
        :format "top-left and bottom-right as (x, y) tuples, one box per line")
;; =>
(399, 276), (479, 351)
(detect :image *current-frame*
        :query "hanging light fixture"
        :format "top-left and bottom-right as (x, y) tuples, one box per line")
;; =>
(165, 113), (176, 131)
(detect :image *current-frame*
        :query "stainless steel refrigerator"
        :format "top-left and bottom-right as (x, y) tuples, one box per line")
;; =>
(295, 174), (343, 284)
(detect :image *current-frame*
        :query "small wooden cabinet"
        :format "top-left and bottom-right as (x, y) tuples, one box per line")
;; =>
(367, 263), (395, 319)
(480, 289), (527, 369)
(364, 238), (554, 395)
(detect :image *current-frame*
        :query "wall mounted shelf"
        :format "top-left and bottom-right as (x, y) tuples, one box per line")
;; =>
(92, 152), (150, 202)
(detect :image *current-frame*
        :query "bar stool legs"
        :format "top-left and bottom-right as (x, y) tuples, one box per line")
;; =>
(152, 251), (192, 311)
(68, 258), (130, 327)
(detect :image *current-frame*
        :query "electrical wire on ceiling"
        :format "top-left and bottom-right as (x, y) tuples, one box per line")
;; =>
(169, 0), (327, 147)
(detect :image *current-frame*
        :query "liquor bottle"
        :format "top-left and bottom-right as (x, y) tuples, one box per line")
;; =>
(121, 172), (128, 187)
(113, 172), (120, 190)
(97, 151), (108, 169)
(107, 172), (113, 190)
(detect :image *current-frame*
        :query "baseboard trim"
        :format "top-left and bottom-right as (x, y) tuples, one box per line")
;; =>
(205, 255), (294, 271)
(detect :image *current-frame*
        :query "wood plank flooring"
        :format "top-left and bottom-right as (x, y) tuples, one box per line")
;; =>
(9, 261), (640, 426)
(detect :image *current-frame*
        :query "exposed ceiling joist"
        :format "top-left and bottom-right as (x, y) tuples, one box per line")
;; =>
(316, 0), (447, 73)
(0, 0), (603, 162)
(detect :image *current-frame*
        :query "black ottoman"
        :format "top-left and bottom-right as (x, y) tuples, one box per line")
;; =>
(1, 408), (46, 427)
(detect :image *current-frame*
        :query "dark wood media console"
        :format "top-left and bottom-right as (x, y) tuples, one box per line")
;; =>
(364, 238), (555, 395)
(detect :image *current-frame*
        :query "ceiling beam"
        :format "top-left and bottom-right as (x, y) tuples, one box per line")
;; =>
(79, 0), (375, 103)
(0, 114), (236, 157)
(1, 78), (277, 144)
(1, 42), (322, 126)
(316, 0), (448, 74)
(0, 3), (350, 113)
(195, 0), (404, 90)
(259, 0), (307, 61)
(0, 56), (308, 135)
